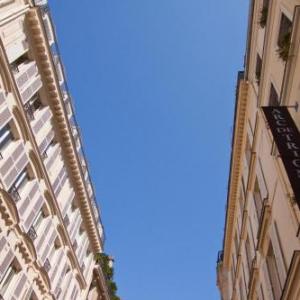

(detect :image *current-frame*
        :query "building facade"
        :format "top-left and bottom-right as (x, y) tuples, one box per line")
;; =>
(0, 1), (111, 299)
(217, 0), (300, 299)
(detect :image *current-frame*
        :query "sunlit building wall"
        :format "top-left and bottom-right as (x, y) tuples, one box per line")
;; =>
(217, 0), (300, 299)
(0, 1), (110, 299)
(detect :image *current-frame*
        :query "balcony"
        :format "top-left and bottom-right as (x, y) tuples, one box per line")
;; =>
(8, 186), (21, 203)
(41, 12), (55, 46)
(0, 141), (28, 190)
(72, 240), (78, 252)
(18, 180), (44, 232)
(0, 236), (14, 282)
(59, 187), (75, 217)
(31, 106), (52, 135)
(49, 249), (64, 281)
(13, 61), (42, 105)
(44, 143), (61, 170)
(52, 166), (68, 197)
(5, 35), (28, 64)
(97, 223), (104, 244)
(77, 235), (89, 265)
(69, 210), (81, 242)
(63, 214), (70, 227)
(29, 106), (54, 154)
(43, 258), (51, 273)
(91, 201), (99, 221)
(10, 273), (30, 300)
(40, 226), (57, 263)
(27, 226), (37, 241)
(84, 253), (93, 278)
(35, 218), (53, 253)
(217, 250), (223, 265)
(53, 56), (64, 84)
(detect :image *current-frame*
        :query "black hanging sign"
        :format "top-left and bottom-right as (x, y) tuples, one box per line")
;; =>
(262, 106), (300, 207)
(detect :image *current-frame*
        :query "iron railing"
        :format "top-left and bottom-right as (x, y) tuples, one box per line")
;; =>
(28, 226), (38, 241)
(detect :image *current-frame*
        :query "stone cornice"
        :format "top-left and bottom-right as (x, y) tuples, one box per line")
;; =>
(26, 7), (103, 253)
(223, 79), (249, 268)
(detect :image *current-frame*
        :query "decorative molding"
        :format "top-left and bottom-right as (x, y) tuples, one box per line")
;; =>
(223, 80), (249, 268)
(281, 250), (300, 300)
(247, 256), (259, 299)
(0, 189), (19, 226)
(26, 8), (103, 254)
(257, 201), (271, 254)
(94, 266), (111, 300)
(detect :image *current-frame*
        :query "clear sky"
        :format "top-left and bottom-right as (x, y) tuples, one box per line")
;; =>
(50, 1), (249, 299)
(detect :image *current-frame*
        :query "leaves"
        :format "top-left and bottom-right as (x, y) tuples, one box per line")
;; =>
(277, 31), (291, 61)
(97, 253), (121, 300)
(259, 6), (268, 28)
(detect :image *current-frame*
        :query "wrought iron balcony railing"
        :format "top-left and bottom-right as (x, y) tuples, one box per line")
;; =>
(43, 258), (51, 272)
(28, 226), (37, 241)
(9, 186), (21, 203)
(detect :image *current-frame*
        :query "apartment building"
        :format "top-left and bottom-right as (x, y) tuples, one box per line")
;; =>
(217, 0), (300, 299)
(0, 1), (111, 299)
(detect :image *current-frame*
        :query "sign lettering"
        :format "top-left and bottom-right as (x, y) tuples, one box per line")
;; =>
(262, 106), (300, 207)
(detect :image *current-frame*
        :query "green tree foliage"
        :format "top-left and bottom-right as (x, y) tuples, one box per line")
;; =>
(96, 253), (121, 300)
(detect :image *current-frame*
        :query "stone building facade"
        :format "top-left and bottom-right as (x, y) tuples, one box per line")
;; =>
(217, 0), (300, 299)
(0, 1), (110, 299)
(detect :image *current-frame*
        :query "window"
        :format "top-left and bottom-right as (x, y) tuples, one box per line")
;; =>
(32, 210), (46, 231)
(234, 232), (239, 256)
(253, 179), (263, 221)
(25, 290), (38, 300)
(24, 95), (42, 121)
(239, 189), (244, 217)
(42, 140), (55, 159)
(86, 248), (91, 256)
(8, 168), (29, 202)
(266, 242), (282, 299)
(255, 54), (262, 84)
(10, 54), (28, 74)
(0, 124), (13, 156)
(245, 135), (252, 166)
(269, 83), (279, 106)
(277, 14), (292, 61)
(0, 264), (17, 296)
(245, 236), (252, 271)
(14, 169), (29, 191)
(259, 0), (269, 28)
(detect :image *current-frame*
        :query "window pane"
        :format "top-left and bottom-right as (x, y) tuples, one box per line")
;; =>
(269, 84), (279, 106)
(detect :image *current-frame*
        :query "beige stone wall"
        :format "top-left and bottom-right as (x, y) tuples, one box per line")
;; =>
(218, 0), (300, 299)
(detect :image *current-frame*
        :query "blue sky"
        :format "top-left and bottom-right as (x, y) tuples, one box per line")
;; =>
(50, 1), (248, 299)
